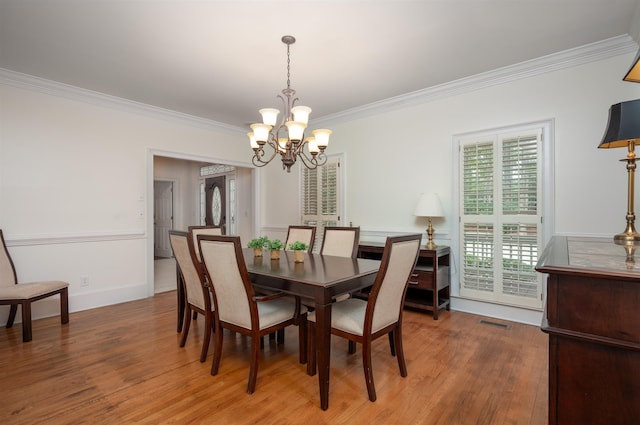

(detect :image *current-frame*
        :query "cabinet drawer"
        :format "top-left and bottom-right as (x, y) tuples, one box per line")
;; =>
(408, 270), (433, 289)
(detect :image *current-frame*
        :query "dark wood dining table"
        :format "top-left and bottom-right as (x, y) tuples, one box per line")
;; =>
(244, 248), (380, 410)
(175, 247), (380, 409)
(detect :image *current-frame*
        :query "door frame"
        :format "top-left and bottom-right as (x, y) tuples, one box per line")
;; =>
(146, 148), (260, 297)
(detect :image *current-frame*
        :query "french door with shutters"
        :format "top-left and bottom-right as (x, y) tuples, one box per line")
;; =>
(458, 126), (544, 309)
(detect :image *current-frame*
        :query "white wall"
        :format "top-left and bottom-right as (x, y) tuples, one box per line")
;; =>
(259, 49), (640, 324)
(2, 44), (640, 327)
(0, 79), (249, 324)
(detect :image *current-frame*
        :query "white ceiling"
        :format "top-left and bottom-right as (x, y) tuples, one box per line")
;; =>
(1, 0), (639, 129)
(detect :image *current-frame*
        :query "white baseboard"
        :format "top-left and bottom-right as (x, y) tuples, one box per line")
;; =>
(450, 296), (544, 326)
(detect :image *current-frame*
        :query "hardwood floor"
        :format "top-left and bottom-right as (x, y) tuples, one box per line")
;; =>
(1, 292), (548, 424)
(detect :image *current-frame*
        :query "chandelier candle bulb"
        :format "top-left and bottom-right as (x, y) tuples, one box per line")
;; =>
(308, 138), (319, 154)
(291, 105), (312, 124)
(247, 132), (259, 150)
(285, 121), (306, 142)
(312, 129), (332, 149)
(250, 123), (272, 144)
(259, 108), (279, 126)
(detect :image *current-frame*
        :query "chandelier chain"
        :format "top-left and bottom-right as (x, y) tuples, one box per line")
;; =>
(286, 43), (291, 90)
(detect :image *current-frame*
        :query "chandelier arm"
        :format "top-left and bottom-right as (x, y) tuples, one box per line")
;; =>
(298, 149), (327, 169)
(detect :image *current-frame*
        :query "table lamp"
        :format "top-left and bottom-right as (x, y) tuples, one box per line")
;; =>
(414, 193), (444, 249)
(598, 99), (640, 243)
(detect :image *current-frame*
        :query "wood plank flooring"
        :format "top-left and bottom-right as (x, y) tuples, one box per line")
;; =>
(0, 292), (548, 424)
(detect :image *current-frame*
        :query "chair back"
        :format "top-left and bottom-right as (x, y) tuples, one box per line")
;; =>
(197, 235), (256, 330)
(188, 225), (223, 262)
(319, 226), (360, 258)
(169, 230), (208, 311)
(285, 225), (316, 252)
(366, 234), (421, 334)
(0, 230), (18, 287)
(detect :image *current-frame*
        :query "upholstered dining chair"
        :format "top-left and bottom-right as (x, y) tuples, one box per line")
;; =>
(197, 234), (307, 394)
(306, 234), (421, 402)
(188, 225), (223, 263)
(285, 225), (316, 253)
(319, 226), (360, 258)
(319, 226), (360, 304)
(0, 229), (69, 342)
(169, 230), (215, 362)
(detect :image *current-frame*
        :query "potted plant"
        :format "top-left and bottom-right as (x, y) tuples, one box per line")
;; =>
(288, 241), (308, 263)
(267, 239), (285, 260)
(247, 236), (269, 257)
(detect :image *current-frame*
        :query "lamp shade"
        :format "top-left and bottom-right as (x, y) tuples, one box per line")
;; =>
(623, 49), (640, 83)
(414, 193), (444, 217)
(599, 99), (640, 148)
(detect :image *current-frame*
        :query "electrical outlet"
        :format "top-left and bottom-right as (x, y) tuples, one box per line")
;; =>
(80, 275), (89, 287)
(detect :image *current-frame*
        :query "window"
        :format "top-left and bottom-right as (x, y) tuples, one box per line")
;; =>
(457, 122), (551, 310)
(300, 155), (342, 251)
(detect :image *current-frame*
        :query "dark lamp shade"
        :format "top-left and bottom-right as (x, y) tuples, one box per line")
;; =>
(598, 99), (640, 149)
(623, 50), (640, 83)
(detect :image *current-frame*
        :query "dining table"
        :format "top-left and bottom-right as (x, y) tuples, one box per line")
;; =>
(245, 248), (380, 410)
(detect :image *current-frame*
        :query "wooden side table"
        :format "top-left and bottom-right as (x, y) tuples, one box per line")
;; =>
(358, 242), (451, 319)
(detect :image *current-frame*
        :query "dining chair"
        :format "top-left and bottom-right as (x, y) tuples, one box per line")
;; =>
(197, 234), (307, 394)
(188, 225), (223, 263)
(319, 226), (360, 258)
(306, 234), (421, 402)
(319, 226), (360, 304)
(0, 229), (69, 342)
(169, 230), (215, 362)
(285, 225), (316, 252)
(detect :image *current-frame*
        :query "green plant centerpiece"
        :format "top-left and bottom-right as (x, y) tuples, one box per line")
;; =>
(288, 241), (308, 263)
(247, 236), (269, 257)
(267, 239), (285, 260)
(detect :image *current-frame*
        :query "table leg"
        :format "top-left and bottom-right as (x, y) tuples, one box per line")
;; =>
(315, 301), (332, 410)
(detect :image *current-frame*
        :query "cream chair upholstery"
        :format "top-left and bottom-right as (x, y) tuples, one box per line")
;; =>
(188, 225), (223, 263)
(0, 229), (69, 342)
(197, 234), (307, 394)
(285, 225), (316, 252)
(169, 230), (215, 362)
(307, 234), (421, 402)
(319, 226), (360, 258)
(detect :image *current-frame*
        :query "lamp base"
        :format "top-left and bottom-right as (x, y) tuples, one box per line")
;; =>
(614, 232), (640, 243)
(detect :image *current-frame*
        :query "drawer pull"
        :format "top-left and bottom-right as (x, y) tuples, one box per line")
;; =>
(408, 280), (419, 285)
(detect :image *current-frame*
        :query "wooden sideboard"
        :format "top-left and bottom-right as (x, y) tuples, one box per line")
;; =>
(358, 242), (450, 319)
(535, 236), (640, 425)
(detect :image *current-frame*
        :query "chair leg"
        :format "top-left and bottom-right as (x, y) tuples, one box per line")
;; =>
(247, 334), (261, 394)
(298, 313), (307, 364)
(362, 340), (377, 402)
(348, 340), (356, 354)
(306, 321), (316, 376)
(200, 311), (212, 362)
(277, 328), (285, 344)
(21, 301), (32, 343)
(179, 305), (192, 347)
(6, 304), (18, 328)
(60, 287), (69, 324)
(388, 331), (396, 356)
(394, 327), (408, 377)
(210, 322), (224, 376)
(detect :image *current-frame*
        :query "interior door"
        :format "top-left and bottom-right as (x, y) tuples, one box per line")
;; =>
(205, 176), (226, 231)
(154, 180), (173, 257)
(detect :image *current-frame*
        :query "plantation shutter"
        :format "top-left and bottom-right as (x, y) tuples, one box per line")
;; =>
(301, 157), (340, 252)
(459, 129), (543, 309)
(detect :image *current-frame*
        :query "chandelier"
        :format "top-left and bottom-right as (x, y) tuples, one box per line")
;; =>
(248, 35), (331, 172)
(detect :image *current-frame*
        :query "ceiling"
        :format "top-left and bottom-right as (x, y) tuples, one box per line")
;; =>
(1, 0), (639, 130)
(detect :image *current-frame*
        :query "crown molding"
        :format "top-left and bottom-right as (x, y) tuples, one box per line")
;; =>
(0, 68), (246, 134)
(312, 35), (639, 127)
